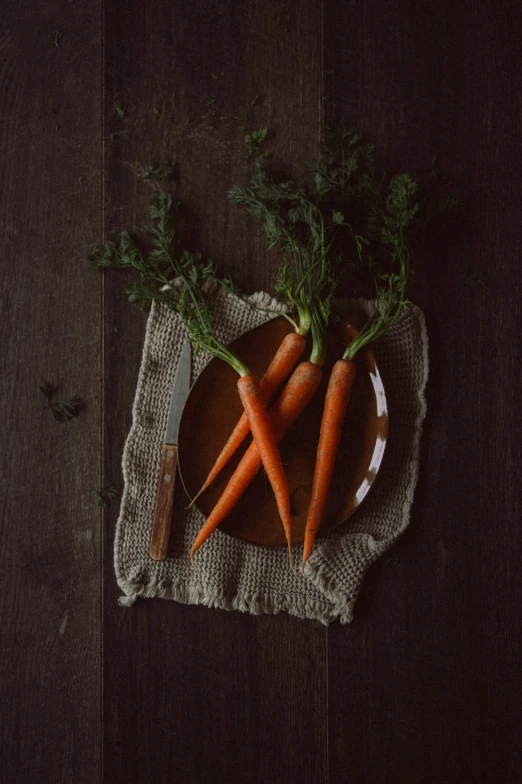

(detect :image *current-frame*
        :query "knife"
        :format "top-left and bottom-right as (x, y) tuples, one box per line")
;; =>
(149, 340), (192, 560)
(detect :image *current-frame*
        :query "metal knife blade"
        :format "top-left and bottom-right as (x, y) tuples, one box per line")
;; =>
(149, 340), (192, 561)
(164, 340), (192, 445)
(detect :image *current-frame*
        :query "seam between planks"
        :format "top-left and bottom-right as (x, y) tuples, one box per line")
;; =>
(319, 2), (329, 783)
(100, 0), (106, 780)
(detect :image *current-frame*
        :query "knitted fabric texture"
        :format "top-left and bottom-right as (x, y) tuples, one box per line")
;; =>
(115, 286), (428, 624)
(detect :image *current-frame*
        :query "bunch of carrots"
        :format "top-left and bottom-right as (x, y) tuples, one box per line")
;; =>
(91, 125), (444, 571)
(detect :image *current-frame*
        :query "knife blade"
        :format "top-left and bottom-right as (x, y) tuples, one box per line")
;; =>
(149, 340), (192, 560)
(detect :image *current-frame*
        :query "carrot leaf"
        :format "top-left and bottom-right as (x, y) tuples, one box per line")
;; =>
(90, 194), (250, 376)
(245, 128), (268, 156)
(228, 130), (372, 363)
(344, 172), (420, 359)
(94, 482), (117, 508)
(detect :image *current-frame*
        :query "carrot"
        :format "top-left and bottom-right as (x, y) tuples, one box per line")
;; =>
(191, 360), (323, 563)
(237, 374), (293, 550)
(302, 359), (356, 567)
(188, 330), (306, 506)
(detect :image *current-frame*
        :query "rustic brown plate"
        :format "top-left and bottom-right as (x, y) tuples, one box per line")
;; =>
(177, 313), (388, 547)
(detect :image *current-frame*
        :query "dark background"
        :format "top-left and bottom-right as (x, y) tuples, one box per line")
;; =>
(1, 1), (521, 782)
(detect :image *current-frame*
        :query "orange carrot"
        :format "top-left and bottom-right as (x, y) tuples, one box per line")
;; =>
(191, 361), (323, 562)
(302, 359), (356, 567)
(237, 374), (292, 555)
(189, 331), (306, 506)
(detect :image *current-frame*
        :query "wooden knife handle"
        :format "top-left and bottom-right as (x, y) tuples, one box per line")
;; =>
(149, 443), (178, 560)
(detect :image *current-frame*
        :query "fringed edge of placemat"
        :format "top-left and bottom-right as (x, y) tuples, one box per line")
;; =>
(116, 575), (354, 624)
(395, 302), (429, 542)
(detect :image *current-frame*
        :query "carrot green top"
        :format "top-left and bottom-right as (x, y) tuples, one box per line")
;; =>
(89, 194), (251, 377)
(229, 126), (457, 366)
(228, 128), (373, 367)
(342, 172), (419, 361)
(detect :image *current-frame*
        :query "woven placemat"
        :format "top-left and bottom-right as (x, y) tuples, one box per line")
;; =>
(114, 285), (428, 624)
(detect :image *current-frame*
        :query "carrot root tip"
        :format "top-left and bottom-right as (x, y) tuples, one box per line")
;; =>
(186, 485), (207, 510)
(287, 541), (301, 581)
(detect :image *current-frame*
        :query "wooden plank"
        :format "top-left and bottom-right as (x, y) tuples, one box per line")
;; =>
(0, 2), (102, 782)
(323, 2), (522, 782)
(102, 2), (326, 783)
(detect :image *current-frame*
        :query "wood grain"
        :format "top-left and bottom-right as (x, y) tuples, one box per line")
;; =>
(0, 1), (102, 782)
(102, 1), (326, 783)
(2, 2), (521, 782)
(324, 2), (522, 782)
(149, 444), (178, 560)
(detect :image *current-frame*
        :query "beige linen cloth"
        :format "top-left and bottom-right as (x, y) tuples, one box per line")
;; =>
(115, 285), (428, 624)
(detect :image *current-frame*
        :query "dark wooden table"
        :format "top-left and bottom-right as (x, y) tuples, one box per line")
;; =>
(2, 2), (521, 782)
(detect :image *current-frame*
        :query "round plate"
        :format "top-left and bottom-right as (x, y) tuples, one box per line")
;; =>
(177, 313), (388, 547)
